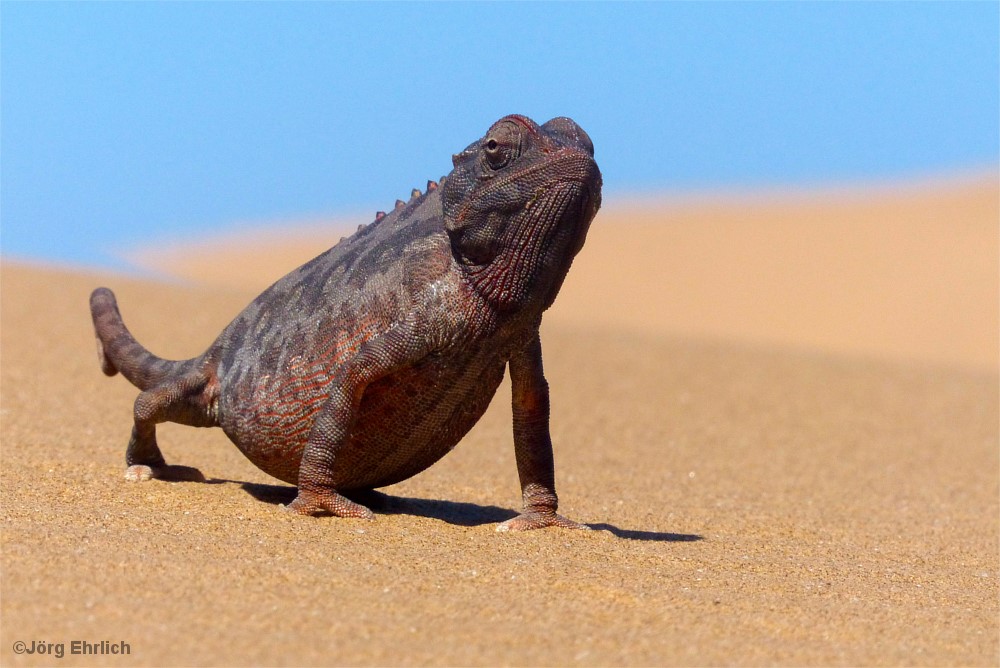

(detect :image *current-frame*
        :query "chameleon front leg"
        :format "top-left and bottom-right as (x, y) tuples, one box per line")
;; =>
(496, 334), (589, 532)
(283, 382), (375, 520)
(284, 323), (427, 520)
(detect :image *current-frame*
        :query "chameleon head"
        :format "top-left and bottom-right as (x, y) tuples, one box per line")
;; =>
(443, 114), (603, 311)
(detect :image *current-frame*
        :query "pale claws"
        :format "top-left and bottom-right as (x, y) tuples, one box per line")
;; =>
(124, 464), (157, 482)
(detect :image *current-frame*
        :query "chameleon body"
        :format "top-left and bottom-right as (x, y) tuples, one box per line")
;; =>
(90, 114), (601, 530)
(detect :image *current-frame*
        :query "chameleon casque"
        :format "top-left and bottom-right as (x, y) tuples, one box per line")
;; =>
(90, 114), (602, 531)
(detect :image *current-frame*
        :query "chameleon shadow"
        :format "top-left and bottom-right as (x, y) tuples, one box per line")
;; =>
(360, 490), (518, 526)
(151, 465), (208, 482)
(235, 482), (704, 540)
(586, 523), (704, 543)
(236, 482), (516, 526)
(235, 481), (296, 505)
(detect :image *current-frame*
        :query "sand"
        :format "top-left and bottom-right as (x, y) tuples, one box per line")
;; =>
(2, 174), (997, 666)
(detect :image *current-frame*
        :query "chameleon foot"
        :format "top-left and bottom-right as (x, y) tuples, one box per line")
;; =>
(284, 489), (375, 520)
(496, 511), (591, 532)
(124, 464), (161, 482)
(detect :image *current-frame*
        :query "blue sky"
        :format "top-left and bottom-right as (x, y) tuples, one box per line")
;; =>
(3, 2), (997, 268)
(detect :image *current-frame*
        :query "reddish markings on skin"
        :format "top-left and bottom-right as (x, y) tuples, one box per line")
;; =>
(252, 310), (386, 447)
(502, 114), (540, 138)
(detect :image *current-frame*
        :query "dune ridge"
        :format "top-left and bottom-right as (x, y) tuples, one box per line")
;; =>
(131, 173), (999, 372)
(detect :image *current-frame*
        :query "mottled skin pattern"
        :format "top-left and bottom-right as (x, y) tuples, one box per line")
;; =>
(90, 114), (601, 531)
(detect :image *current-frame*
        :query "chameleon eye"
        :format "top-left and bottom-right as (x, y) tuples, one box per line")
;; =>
(483, 138), (509, 169)
(482, 122), (520, 170)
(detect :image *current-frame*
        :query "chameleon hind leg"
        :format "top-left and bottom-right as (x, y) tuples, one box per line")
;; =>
(124, 371), (215, 482)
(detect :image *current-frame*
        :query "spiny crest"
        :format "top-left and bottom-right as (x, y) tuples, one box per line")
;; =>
(371, 176), (447, 223)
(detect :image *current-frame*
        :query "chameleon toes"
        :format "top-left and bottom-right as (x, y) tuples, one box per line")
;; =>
(496, 512), (591, 532)
(284, 491), (376, 520)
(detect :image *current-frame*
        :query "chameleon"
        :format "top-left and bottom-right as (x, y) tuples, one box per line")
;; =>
(89, 114), (602, 531)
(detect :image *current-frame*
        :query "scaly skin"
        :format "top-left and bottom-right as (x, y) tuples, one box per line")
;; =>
(90, 114), (602, 530)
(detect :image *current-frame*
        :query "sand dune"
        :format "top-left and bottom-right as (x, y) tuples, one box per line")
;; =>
(2, 174), (997, 666)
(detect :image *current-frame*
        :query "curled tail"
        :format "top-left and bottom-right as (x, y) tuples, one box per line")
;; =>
(89, 287), (197, 391)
